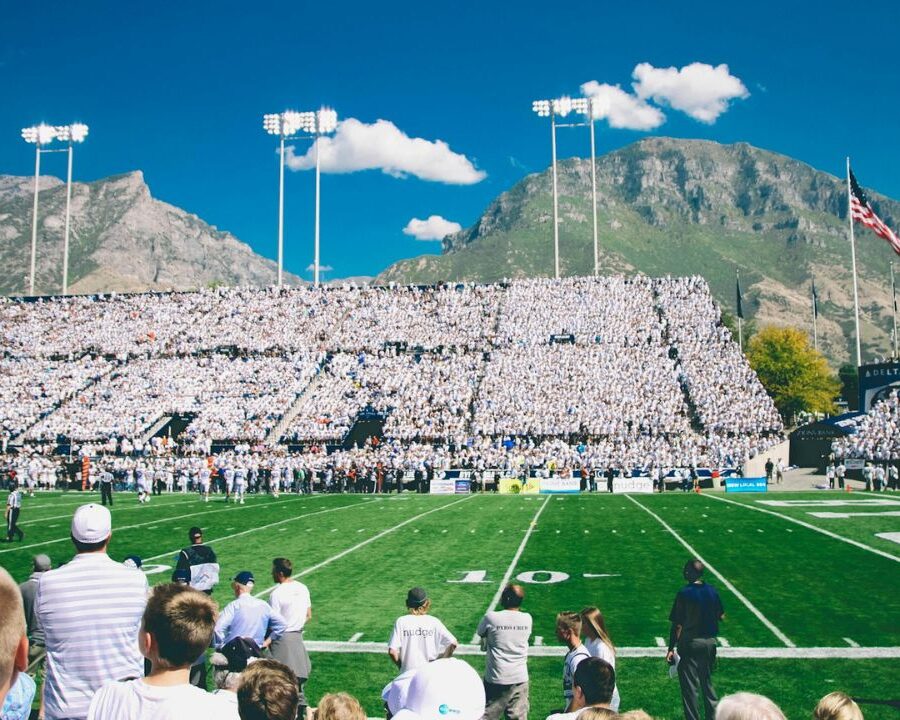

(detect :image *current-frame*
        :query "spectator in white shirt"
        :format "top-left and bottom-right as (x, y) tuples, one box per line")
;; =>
(580, 608), (619, 712)
(88, 583), (222, 720)
(267, 557), (312, 716)
(388, 587), (457, 673)
(36, 504), (149, 720)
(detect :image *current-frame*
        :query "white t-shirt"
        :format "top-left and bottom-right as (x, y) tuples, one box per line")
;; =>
(269, 580), (311, 632)
(388, 614), (458, 673)
(584, 637), (620, 711)
(476, 609), (532, 685)
(87, 679), (223, 720)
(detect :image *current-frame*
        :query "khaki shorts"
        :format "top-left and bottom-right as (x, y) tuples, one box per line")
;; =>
(483, 681), (529, 720)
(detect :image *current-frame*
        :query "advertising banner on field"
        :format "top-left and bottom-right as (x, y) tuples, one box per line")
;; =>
(498, 478), (540, 494)
(454, 480), (471, 494)
(539, 477), (580, 494)
(430, 478), (456, 495)
(612, 477), (653, 494)
(725, 477), (768, 493)
(845, 459), (865, 470)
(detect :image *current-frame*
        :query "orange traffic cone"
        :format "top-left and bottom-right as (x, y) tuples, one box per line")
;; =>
(846, 484), (852, 493)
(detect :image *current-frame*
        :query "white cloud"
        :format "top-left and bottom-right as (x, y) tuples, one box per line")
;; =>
(284, 118), (486, 185)
(579, 81), (666, 130)
(402, 215), (463, 241)
(306, 263), (333, 273)
(631, 62), (749, 123)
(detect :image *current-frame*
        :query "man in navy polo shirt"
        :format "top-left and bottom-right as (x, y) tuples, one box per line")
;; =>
(666, 559), (724, 720)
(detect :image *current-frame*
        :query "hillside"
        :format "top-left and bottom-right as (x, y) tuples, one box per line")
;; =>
(379, 138), (900, 366)
(0, 171), (300, 295)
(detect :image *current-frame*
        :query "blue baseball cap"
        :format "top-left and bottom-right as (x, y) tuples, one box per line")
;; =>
(233, 570), (255, 586)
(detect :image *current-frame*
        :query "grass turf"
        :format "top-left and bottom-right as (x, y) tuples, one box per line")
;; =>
(2, 488), (899, 717)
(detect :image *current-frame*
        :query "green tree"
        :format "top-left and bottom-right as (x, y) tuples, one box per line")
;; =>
(747, 326), (840, 422)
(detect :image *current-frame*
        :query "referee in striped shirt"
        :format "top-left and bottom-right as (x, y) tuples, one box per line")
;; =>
(5, 482), (24, 542)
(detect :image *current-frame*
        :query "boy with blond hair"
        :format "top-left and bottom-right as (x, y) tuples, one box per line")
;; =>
(88, 583), (222, 719)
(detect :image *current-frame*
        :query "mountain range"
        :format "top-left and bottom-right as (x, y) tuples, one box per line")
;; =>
(379, 137), (900, 366)
(0, 171), (298, 294)
(2, 137), (898, 366)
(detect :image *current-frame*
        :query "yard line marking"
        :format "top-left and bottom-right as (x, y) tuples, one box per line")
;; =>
(655, 637), (666, 647)
(1, 494), (326, 555)
(843, 637), (860, 648)
(349, 632), (363, 642)
(301, 641), (900, 660)
(705, 494), (900, 563)
(253, 495), (477, 598)
(876, 532), (900, 546)
(142, 498), (375, 563)
(625, 495), (795, 648)
(718, 638), (731, 648)
(481, 496), (551, 616)
(534, 636), (544, 646)
(808, 511), (900, 519)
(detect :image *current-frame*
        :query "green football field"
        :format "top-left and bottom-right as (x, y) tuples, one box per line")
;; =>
(2, 489), (899, 719)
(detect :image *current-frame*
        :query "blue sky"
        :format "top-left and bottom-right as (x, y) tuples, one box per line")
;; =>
(2, 0), (898, 280)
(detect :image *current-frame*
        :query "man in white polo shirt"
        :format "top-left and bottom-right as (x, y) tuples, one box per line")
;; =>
(268, 557), (312, 717)
(35, 503), (149, 720)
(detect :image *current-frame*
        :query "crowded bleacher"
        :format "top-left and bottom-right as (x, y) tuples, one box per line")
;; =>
(0, 276), (789, 482)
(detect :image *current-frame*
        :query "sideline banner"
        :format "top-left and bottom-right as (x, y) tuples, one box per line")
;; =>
(725, 477), (768, 493)
(430, 478), (456, 495)
(539, 477), (580, 494)
(612, 477), (653, 494)
(499, 478), (522, 494)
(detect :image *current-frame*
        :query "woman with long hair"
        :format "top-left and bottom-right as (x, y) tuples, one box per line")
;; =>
(581, 607), (620, 711)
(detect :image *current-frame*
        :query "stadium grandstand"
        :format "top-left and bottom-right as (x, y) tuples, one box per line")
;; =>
(0, 276), (787, 486)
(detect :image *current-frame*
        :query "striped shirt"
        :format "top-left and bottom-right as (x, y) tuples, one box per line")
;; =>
(36, 552), (149, 720)
(7, 489), (21, 509)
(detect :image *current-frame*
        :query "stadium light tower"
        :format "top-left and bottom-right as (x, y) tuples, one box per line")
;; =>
(21, 124), (58, 295)
(262, 108), (338, 288)
(299, 108), (338, 288)
(55, 123), (89, 295)
(532, 97), (600, 280)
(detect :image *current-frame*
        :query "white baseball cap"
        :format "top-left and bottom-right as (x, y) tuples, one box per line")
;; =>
(71, 504), (112, 544)
(388, 659), (485, 720)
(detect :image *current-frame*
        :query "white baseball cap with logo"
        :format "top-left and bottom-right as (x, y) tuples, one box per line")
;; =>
(71, 504), (112, 544)
(387, 659), (485, 720)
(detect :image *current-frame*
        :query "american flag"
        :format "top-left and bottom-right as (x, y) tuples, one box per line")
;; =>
(849, 169), (900, 255)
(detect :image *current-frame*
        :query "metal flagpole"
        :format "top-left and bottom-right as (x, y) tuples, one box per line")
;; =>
(62, 141), (74, 295)
(892, 261), (898, 358)
(29, 143), (41, 296)
(277, 133), (285, 287)
(812, 285), (818, 353)
(847, 156), (862, 367)
(550, 112), (560, 280)
(588, 100), (599, 277)
(314, 133), (321, 288)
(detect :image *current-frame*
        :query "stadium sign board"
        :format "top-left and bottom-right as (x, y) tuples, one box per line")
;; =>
(611, 477), (653, 494)
(539, 477), (580, 494)
(858, 360), (900, 412)
(725, 477), (768, 493)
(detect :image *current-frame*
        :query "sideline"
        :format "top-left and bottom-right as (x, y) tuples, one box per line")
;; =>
(625, 494), (795, 648)
(253, 494), (478, 597)
(705, 493), (900, 563)
(302, 640), (900, 660)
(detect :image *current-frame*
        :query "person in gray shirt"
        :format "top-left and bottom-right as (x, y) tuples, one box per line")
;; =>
(476, 584), (532, 720)
(19, 554), (51, 664)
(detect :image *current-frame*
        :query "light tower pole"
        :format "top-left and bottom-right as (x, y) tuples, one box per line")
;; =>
(263, 108), (338, 288)
(532, 97), (600, 279)
(56, 123), (89, 295)
(21, 124), (58, 295)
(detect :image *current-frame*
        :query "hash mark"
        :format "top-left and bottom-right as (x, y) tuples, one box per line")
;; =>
(349, 632), (363, 642)
(655, 637), (666, 647)
(843, 637), (860, 648)
(534, 636), (544, 646)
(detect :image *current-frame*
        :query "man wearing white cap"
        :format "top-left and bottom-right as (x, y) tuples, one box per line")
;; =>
(35, 503), (149, 720)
